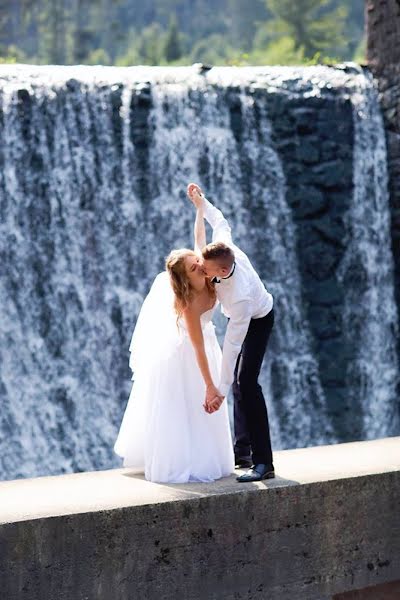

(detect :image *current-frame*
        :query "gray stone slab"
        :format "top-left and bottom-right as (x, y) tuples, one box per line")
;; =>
(0, 436), (398, 525)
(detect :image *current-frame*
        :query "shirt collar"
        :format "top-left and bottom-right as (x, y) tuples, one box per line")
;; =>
(222, 261), (236, 279)
(212, 261), (236, 284)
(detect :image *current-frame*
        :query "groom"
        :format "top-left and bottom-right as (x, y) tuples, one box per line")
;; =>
(187, 183), (275, 483)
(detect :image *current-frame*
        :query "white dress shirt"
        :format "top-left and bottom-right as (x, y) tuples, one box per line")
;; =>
(203, 197), (274, 397)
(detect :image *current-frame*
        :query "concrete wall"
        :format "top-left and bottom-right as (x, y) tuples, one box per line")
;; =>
(0, 438), (399, 599)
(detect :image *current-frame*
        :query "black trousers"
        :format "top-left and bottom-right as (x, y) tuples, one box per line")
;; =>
(232, 308), (275, 466)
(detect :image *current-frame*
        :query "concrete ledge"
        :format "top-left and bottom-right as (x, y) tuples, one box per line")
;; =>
(0, 437), (399, 599)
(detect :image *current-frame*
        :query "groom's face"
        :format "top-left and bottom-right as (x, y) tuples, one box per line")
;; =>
(202, 259), (227, 279)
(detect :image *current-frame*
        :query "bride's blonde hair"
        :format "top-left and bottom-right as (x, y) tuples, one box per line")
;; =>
(166, 248), (215, 320)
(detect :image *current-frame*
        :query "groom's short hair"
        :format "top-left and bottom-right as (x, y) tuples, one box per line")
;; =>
(202, 242), (235, 268)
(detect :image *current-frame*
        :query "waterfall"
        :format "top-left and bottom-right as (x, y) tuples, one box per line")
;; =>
(0, 64), (398, 481)
(338, 68), (400, 438)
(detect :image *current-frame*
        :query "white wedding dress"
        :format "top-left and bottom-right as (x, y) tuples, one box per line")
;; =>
(113, 271), (234, 483)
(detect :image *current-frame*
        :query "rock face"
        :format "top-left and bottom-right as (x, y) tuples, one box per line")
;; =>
(0, 64), (398, 481)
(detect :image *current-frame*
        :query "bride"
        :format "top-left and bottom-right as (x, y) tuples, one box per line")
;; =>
(113, 186), (234, 483)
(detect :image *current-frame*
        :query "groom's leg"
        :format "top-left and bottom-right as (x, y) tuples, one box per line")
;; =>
(232, 352), (251, 463)
(236, 309), (275, 466)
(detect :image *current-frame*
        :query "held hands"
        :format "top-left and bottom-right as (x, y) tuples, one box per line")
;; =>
(187, 182), (205, 209)
(203, 383), (225, 414)
(204, 394), (224, 413)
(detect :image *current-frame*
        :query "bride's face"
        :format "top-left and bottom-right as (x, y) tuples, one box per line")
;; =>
(185, 254), (205, 286)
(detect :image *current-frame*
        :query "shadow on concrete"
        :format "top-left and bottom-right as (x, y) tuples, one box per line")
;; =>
(121, 469), (300, 497)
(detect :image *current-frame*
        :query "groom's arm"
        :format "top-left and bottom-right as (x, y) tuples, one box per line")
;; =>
(219, 299), (252, 398)
(202, 197), (233, 246)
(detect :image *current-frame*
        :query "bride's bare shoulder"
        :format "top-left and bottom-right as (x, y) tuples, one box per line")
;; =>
(183, 301), (201, 320)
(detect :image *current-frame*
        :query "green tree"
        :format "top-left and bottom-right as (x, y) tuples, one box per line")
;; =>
(90, 0), (124, 62)
(86, 47), (111, 65)
(0, 44), (27, 64)
(189, 33), (236, 65)
(0, 0), (363, 67)
(250, 35), (306, 65)
(115, 27), (140, 65)
(353, 34), (366, 63)
(163, 15), (182, 62)
(0, 0), (13, 56)
(137, 23), (165, 65)
(226, 0), (268, 52)
(72, 0), (95, 63)
(265, 0), (348, 59)
(38, 0), (69, 64)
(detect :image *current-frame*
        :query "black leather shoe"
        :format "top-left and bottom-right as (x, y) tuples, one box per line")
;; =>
(236, 463), (275, 482)
(235, 457), (253, 470)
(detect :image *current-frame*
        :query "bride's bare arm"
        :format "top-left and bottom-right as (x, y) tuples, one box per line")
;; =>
(183, 307), (221, 403)
(193, 204), (206, 252)
(183, 307), (213, 387)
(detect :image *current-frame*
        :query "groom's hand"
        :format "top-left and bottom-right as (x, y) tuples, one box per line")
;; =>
(204, 383), (224, 413)
(205, 382), (221, 406)
(206, 394), (224, 413)
(203, 395), (219, 413)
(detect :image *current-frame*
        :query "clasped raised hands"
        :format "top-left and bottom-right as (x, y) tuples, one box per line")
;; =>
(187, 182), (204, 209)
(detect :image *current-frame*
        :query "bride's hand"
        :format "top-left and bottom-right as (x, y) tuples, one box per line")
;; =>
(187, 183), (204, 208)
(204, 393), (224, 413)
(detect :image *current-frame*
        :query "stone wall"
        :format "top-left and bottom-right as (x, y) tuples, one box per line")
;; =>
(261, 82), (355, 439)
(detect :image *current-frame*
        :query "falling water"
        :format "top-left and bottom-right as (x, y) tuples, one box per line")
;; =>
(338, 68), (400, 438)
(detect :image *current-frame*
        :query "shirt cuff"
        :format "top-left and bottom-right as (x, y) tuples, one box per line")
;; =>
(219, 383), (230, 398)
(203, 198), (215, 220)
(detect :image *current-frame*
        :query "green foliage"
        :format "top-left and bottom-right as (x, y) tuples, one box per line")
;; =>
(225, 0), (269, 52)
(189, 33), (237, 65)
(0, 0), (364, 67)
(265, 0), (348, 59)
(250, 36), (306, 66)
(137, 23), (166, 65)
(37, 0), (69, 64)
(164, 15), (183, 62)
(0, 44), (27, 64)
(115, 29), (140, 66)
(73, 0), (98, 63)
(116, 24), (166, 65)
(353, 35), (366, 64)
(86, 48), (111, 65)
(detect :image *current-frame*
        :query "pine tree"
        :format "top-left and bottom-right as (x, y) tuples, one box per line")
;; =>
(38, 0), (69, 64)
(227, 0), (268, 52)
(141, 23), (165, 64)
(164, 15), (182, 62)
(265, 0), (348, 59)
(72, 0), (102, 63)
(0, 0), (13, 54)
(90, 0), (123, 62)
